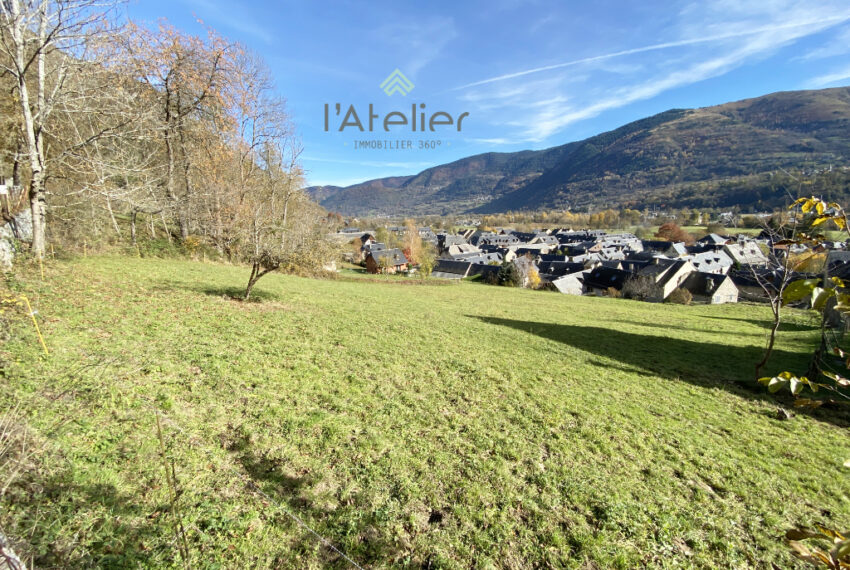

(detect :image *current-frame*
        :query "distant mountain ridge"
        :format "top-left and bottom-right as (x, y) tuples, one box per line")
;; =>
(306, 87), (850, 216)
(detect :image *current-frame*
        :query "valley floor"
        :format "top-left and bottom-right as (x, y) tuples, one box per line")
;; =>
(1, 256), (849, 568)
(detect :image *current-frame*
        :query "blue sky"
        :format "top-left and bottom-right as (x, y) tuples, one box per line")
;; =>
(125, 0), (850, 187)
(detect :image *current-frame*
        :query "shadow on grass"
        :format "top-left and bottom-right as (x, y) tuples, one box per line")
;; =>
(154, 279), (280, 302)
(221, 426), (403, 567)
(5, 478), (166, 568)
(699, 314), (820, 332)
(470, 315), (850, 427)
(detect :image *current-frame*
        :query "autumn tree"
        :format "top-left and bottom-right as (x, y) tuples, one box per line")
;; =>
(654, 222), (695, 245)
(401, 219), (423, 264)
(121, 21), (231, 240)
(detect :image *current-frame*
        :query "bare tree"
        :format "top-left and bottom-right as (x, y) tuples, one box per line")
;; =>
(0, 0), (123, 257)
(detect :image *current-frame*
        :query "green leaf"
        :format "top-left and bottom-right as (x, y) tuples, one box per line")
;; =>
(768, 376), (789, 393)
(783, 279), (819, 304)
(790, 377), (804, 395)
(812, 287), (835, 311)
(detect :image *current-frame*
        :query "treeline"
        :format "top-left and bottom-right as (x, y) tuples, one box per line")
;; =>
(0, 1), (331, 295)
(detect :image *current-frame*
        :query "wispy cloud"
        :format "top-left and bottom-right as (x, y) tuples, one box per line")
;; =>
(451, 14), (850, 92)
(182, 0), (274, 44)
(373, 16), (457, 77)
(806, 64), (850, 87)
(456, 1), (850, 143)
(794, 25), (850, 61)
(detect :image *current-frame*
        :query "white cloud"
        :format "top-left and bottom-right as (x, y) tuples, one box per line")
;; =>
(806, 65), (850, 87)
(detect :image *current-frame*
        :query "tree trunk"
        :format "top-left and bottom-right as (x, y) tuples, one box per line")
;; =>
(130, 210), (138, 245)
(244, 263), (277, 300)
(755, 300), (781, 379)
(29, 175), (46, 258)
(245, 262), (260, 299)
(106, 195), (121, 236)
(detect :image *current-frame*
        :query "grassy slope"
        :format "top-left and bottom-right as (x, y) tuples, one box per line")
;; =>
(2, 256), (849, 569)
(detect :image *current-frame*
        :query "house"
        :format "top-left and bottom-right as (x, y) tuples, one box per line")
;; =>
(451, 252), (503, 264)
(665, 242), (688, 257)
(689, 250), (734, 274)
(551, 270), (587, 295)
(365, 248), (409, 274)
(682, 272), (739, 304)
(437, 233), (468, 253)
(467, 263), (501, 281)
(697, 233), (729, 246)
(637, 259), (696, 301)
(723, 242), (769, 266)
(514, 245), (553, 257)
(641, 240), (675, 254)
(583, 266), (633, 295)
(432, 259), (472, 279)
(537, 261), (585, 278)
(447, 243), (481, 257)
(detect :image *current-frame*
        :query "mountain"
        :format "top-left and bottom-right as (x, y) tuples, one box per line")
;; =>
(306, 87), (850, 216)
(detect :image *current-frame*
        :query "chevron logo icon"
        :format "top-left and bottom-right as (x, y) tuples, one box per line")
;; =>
(380, 69), (414, 96)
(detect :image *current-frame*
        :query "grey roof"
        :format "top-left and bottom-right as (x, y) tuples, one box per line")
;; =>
(538, 261), (586, 277)
(698, 233), (730, 245)
(432, 259), (472, 278)
(584, 266), (633, 290)
(368, 248), (408, 265)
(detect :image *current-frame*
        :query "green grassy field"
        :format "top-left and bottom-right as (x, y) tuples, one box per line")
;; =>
(2, 256), (849, 568)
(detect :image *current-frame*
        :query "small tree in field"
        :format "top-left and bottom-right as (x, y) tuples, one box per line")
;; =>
(240, 139), (304, 299)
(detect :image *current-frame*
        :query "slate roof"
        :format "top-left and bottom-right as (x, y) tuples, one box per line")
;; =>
(432, 259), (471, 279)
(584, 266), (633, 291)
(537, 261), (586, 277)
(698, 233), (730, 245)
(690, 250), (734, 274)
(368, 248), (408, 266)
(682, 271), (736, 297)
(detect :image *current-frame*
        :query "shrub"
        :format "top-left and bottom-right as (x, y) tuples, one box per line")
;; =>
(667, 287), (693, 305)
(622, 275), (654, 301)
(497, 262), (522, 287)
(181, 235), (203, 256)
(527, 268), (541, 290)
(606, 286), (621, 298)
(136, 238), (181, 258)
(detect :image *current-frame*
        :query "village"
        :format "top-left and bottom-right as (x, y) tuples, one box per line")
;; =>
(337, 222), (850, 305)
